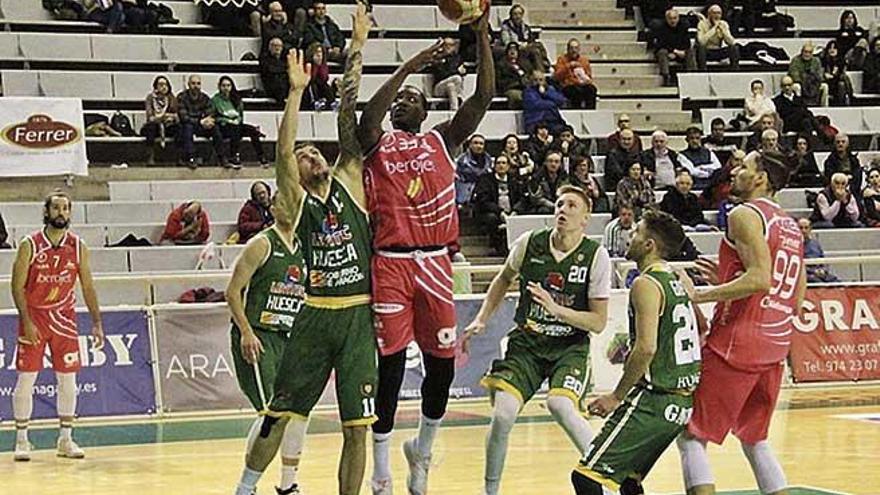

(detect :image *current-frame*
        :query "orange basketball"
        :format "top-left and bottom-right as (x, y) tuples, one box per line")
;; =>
(437, 0), (490, 24)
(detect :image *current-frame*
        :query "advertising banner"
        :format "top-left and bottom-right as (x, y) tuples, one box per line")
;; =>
(0, 97), (88, 177)
(153, 305), (252, 413)
(790, 286), (880, 382)
(0, 310), (155, 420)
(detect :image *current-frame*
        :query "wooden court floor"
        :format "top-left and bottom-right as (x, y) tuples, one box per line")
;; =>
(3, 385), (880, 495)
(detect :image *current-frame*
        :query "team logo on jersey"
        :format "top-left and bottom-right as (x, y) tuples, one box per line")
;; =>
(45, 286), (60, 303)
(406, 177), (424, 199)
(545, 272), (565, 292)
(36, 252), (48, 263)
(285, 264), (302, 284)
(322, 212), (340, 234)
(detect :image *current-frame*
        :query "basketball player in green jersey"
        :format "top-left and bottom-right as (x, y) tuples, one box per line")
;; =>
(463, 185), (612, 495)
(227, 188), (308, 494)
(233, 4), (376, 495)
(572, 209), (702, 495)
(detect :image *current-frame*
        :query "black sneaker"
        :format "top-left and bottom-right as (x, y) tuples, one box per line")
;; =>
(186, 157), (198, 170)
(231, 153), (243, 166)
(275, 484), (302, 494)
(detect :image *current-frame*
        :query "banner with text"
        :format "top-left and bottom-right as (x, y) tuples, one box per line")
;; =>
(790, 286), (880, 382)
(153, 305), (252, 413)
(0, 97), (88, 177)
(0, 310), (154, 420)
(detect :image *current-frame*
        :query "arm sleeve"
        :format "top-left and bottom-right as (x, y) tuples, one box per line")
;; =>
(503, 232), (531, 274)
(588, 246), (612, 299)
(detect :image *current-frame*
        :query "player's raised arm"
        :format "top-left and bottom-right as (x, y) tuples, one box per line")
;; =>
(434, 11), (495, 151)
(77, 244), (104, 349)
(275, 49), (312, 217)
(334, 1), (371, 203)
(226, 237), (271, 364)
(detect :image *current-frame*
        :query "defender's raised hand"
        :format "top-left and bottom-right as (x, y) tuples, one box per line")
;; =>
(286, 49), (312, 92)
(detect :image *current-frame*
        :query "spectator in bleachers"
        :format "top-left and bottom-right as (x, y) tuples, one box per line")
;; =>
(211, 76), (269, 168)
(553, 39), (597, 110)
(863, 38), (880, 95)
(811, 172), (863, 228)
(119, 0), (159, 33)
(82, 0), (125, 33)
(605, 128), (641, 193)
(862, 167), (880, 227)
(823, 133), (863, 197)
(798, 217), (840, 283)
(822, 40), (854, 106)
(303, 2), (345, 64)
(262, 1), (303, 52)
(260, 37), (290, 103)
(660, 170), (713, 232)
(237, 181), (274, 243)
(603, 202), (636, 257)
(746, 129), (785, 163)
(790, 134), (824, 187)
(640, 130), (682, 189)
(177, 75), (215, 169)
(523, 122), (554, 169)
(773, 75), (817, 135)
(274, 0), (312, 28)
(746, 113), (781, 152)
(500, 4), (547, 72)
(201, 0), (262, 37)
(789, 42), (828, 107)
(473, 154), (522, 255)
(696, 4), (740, 70)
(653, 9), (696, 87)
(702, 117), (736, 164)
(455, 134), (494, 205)
(607, 114), (643, 153)
(160, 201), (210, 245)
(140, 75), (179, 165)
(678, 125), (722, 190)
(616, 161), (656, 217)
(744, 79), (776, 130)
(496, 43), (528, 110)
(836, 10), (869, 60)
(741, 0), (793, 35)
(501, 134), (536, 180)
(550, 125), (589, 172)
(430, 38), (467, 111)
(301, 43), (337, 111)
(845, 38), (869, 71)
(523, 70), (567, 134)
(524, 151), (569, 214)
(0, 211), (9, 249)
(569, 155), (609, 214)
(637, 0), (674, 39)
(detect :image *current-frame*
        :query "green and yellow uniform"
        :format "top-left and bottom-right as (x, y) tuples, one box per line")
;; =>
(576, 264), (702, 490)
(269, 178), (378, 427)
(482, 228), (612, 407)
(231, 226), (307, 410)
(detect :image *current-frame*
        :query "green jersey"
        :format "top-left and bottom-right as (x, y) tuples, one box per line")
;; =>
(514, 228), (602, 337)
(628, 266), (702, 393)
(242, 226), (307, 332)
(296, 178), (371, 297)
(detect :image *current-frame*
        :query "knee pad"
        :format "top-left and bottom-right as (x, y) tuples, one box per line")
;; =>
(373, 350), (407, 434)
(259, 415), (281, 438)
(571, 471), (604, 495)
(620, 478), (645, 495)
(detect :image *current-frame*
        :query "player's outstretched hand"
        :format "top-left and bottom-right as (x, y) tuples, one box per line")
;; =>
(241, 330), (265, 364)
(286, 49), (312, 92)
(674, 267), (697, 300)
(694, 257), (720, 286)
(350, 1), (372, 45)
(461, 319), (486, 354)
(587, 393), (620, 418)
(527, 282), (560, 316)
(404, 39), (452, 72)
(91, 324), (105, 351)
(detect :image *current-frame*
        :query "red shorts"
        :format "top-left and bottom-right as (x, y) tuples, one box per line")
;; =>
(372, 249), (457, 358)
(16, 309), (82, 373)
(688, 347), (783, 445)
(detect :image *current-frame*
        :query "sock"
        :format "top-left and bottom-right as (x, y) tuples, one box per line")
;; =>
(280, 419), (308, 489)
(59, 420), (73, 442)
(15, 422), (29, 444)
(236, 467), (263, 495)
(13, 372), (38, 432)
(546, 395), (593, 455)
(676, 434), (714, 490)
(484, 391), (521, 495)
(372, 431), (393, 481)
(416, 414), (442, 460)
(741, 440), (787, 494)
(56, 372), (77, 417)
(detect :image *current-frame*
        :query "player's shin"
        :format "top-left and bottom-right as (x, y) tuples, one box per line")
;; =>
(546, 395), (593, 454)
(280, 419), (308, 491)
(56, 372), (77, 442)
(339, 426), (368, 495)
(237, 416), (289, 495)
(741, 441), (788, 495)
(676, 434), (716, 495)
(484, 391), (520, 495)
(13, 372), (38, 443)
(417, 354), (455, 458)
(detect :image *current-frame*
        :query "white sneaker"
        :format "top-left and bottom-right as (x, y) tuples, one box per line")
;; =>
(403, 438), (430, 495)
(371, 477), (393, 495)
(13, 441), (31, 462)
(56, 438), (85, 459)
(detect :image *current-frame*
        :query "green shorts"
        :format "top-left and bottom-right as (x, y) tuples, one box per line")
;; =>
(481, 328), (591, 407)
(575, 387), (694, 490)
(230, 325), (290, 411)
(268, 302), (378, 427)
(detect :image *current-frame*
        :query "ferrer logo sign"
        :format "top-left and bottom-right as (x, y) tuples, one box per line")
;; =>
(2, 114), (80, 149)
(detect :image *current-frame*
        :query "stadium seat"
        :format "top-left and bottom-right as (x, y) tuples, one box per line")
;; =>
(162, 35), (231, 63)
(17, 32), (91, 60)
(92, 34), (164, 63)
(85, 201), (173, 225)
(129, 245), (221, 272)
(86, 247), (131, 273)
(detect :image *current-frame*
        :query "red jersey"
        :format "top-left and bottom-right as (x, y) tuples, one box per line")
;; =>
(25, 229), (80, 319)
(708, 198), (804, 371)
(364, 129), (458, 249)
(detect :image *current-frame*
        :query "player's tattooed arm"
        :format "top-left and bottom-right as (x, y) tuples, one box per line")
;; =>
(276, 49), (311, 219)
(435, 10), (495, 151)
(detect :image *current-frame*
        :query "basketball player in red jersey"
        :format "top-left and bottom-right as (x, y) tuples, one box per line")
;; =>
(357, 9), (495, 495)
(11, 191), (104, 461)
(676, 150), (805, 495)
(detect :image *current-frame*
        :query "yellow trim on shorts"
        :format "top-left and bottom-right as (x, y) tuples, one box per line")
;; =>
(573, 465), (621, 492)
(480, 376), (525, 404)
(306, 294), (371, 309)
(342, 416), (378, 428)
(547, 387), (581, 406)
(262, 409), (310, 422)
